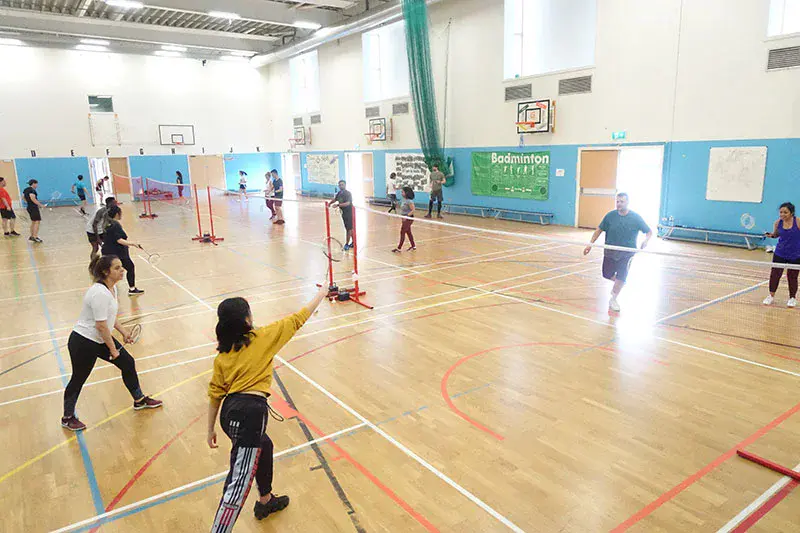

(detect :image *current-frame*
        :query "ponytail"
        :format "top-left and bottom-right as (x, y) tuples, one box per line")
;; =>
(215, 297), (254, 353)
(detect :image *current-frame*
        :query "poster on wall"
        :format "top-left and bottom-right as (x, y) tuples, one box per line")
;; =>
(386, 153), (430, 192)
(471, 151), (550, 200)
(306, 154), (340, 185)
(705, 146), (767, 203)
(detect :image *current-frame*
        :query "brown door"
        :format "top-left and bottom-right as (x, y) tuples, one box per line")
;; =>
(0, 160), (20, 206)
(109, 157), (131, 195)
(189, 155), (225, 190)
(362, 152), (374, 198)
(578, 150), (619, 228)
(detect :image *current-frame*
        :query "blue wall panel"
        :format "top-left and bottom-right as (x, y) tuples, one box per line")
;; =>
(222, 153), (281, 191)
(14, 157), (92, 206)
(129, 155), (190, 186)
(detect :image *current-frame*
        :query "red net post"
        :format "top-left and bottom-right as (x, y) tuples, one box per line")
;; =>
(192, 183), (204, 241)
(325, 202), (335, 292)
(347, 204), (371, 309)
(139, 178), (158, 219)
(206, 186), (223, 244)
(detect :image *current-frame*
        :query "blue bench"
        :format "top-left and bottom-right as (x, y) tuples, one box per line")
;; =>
(658, 224), (765, 250)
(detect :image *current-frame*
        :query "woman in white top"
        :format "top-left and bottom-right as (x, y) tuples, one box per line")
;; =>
(61, 255), (162, 432)
(238, 171), (248, 202)
(264, 172), (276, 220)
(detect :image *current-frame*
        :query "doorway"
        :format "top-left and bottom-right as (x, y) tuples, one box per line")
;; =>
(0, 159), (20, 206)
(188, 155), (226, 190)
(90, 158), (112, 204)
(576, 146), (663, 230)
(109, 157), (130, 203)
(281, 153), (300, 201)
(345, 152), (374, 206)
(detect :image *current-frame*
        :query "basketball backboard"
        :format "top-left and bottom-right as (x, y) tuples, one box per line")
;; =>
(159, 124), (196, 145)
(366, 118), (389, 143)
(516, 99), (555, 134)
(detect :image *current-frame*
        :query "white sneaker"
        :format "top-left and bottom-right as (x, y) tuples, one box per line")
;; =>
(763, 295), (774, 306)
(609, 297), (621, 312)
(788, 298), (798, 308)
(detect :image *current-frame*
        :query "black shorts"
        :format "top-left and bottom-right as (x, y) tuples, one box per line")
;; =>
(0, 208), (15, 220)
(239, 184), (247, 191)
(341, 212), (353, 231)
(27, 206), (41, 222)
(602, 252), (634, 282)
(87, 232), (102, 244)
(77, 191), (86, 201)
(773, 254), (800, 266)
(430, 190), (443, 202)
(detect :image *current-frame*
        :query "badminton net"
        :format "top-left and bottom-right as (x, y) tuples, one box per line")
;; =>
(353, 203), (800, 352)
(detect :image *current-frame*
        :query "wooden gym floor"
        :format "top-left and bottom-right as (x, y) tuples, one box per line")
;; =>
(1, 195), (798, 533)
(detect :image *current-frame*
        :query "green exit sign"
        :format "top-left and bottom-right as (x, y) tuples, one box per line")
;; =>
(612, 131), (627, 141)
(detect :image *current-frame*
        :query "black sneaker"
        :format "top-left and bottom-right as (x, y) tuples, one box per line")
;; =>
(3, 232), (8, 236)
(10, 231), (20, 236)
(28, 236), (36, 242)
(34, 237), (43, 243)
(128, 288), (145, 295)
(254, 494), (290, 520)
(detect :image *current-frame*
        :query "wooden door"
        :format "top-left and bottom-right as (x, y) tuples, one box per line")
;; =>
(189, 155), (225, 190)
(361, 153), (375, 198)
(0, 160), (20, 206)
(109, 157), (131, 196)
(578, 150), (619, 228)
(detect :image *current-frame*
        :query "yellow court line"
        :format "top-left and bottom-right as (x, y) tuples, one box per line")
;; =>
(0, 369), (212, 485)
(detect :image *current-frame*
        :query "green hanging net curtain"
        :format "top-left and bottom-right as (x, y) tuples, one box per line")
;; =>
(402, 0), (454, 186)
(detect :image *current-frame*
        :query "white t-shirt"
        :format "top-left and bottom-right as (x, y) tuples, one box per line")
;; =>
(73, 283), (119, 344)
(387, 179), (397, 195)
(85, 206), (102, 234)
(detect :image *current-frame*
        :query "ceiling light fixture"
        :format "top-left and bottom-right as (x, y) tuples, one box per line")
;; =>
(220, 55), (248, 62)
(105, 0), (144, 9)
(75, 44), (109, 52)
(315, 27), (335, 38)
(208, 11), (241, 20)
(81, 38), (111, 46)
(230, 50), (256, 57)
(161, 45), (187, 52)
(294, 21), (322, 30)
(154, 50), (181, 57)
(0, 38), (25, 46)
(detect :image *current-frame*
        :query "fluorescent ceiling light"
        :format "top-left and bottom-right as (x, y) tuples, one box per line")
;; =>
(315, 27), (335, 38)
(154, 50), (181, 57)
(208, 11), (241, 20)
(0, 31), (21, 36)
(230, 50), (256, 57)
(161, 45), (187, 52)
(220, 55), (248, 62)
(0, 38), (25, 46)
(105, 0), (144, 8)
(75, 44), (108, 52)
(81, 38), (110, 46)
(294, 21), (322, 30)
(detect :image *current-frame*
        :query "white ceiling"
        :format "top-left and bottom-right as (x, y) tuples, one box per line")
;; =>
(0, 0), (394, 59)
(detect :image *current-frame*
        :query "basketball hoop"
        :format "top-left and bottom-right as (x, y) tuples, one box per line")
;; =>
(288, 138), (304, 150)
(363, 133), (382, 145)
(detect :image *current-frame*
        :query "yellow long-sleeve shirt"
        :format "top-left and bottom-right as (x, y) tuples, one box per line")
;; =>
(208, 307), (311, 401)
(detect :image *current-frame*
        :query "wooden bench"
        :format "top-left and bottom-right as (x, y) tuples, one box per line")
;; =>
(492, 208), (554, 225)
(658, 224), (765, 250)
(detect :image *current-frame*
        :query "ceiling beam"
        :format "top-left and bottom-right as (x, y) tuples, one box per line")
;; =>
(145, 0), (341, 27)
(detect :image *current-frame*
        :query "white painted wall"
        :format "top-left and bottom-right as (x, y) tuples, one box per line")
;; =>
(1, 0), (798, 159)
(0, 46), (269, 158)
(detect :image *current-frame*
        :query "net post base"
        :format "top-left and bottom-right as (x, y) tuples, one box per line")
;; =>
(139, 213), (158, 219)
(737, 450), (800, 482)
(192, 233), (224, 245)
(330, 288), (372, 310)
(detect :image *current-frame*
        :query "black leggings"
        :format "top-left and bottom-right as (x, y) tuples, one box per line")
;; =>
(769, 254), (800, 298)
(104, 247), (136, 287)
(212, 394), (274, 532)
(63, 332), (142, 418)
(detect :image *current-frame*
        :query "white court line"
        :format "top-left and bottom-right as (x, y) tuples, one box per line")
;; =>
(653, 281), (767, 325)
(50, 422), (369, 533)
(716, 461), (800, 532)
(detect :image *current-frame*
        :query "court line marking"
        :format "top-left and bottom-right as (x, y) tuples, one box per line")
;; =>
(716, 461), (800, 532)
(49, 423), (368, 533)
(276, 356), (526, 533)
(24, 245), (105, 515)
(653, 281), (767, 324)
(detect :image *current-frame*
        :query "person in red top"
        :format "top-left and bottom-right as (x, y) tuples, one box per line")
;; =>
(0, 177), (20, 237)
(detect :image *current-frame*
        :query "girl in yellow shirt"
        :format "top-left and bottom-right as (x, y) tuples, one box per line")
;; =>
(207, 283), (327, 531)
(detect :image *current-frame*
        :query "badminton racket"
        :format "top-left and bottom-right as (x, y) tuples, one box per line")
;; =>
(137, 244), (162, 265)
(125, 323), (142, 345)
(47, 191), (62, 211)
(323, 237), (345, 263)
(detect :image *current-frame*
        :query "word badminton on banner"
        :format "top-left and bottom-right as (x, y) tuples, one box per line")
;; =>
(471, 151), (551, 200)
(386, 153), (430, 192)
(306, 154), (340, 185)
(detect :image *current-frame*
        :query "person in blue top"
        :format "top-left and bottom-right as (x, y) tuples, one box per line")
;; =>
(583, 192), (652, 312)
(71, 175), (88, 215)
(763, 202), (799, 308)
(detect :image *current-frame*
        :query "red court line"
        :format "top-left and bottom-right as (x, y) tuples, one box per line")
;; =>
(441, 342), (615, 441)
(731, 480), (799, 532)
(611, 399), (800, 532)
(90, 413), (204, 532)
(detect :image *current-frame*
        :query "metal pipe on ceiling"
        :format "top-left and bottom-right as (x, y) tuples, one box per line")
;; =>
(250, 0), (443, 68)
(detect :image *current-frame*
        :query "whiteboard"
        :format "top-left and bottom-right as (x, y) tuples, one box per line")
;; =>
(386, 153), (430, 192)
(306, 154), (339, 185)
(706, 147), (767, 203)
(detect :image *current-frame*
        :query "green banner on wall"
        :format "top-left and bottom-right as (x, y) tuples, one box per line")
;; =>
(471, 151), (550, 200)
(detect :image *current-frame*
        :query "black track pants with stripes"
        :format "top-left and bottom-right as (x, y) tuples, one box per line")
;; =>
(211, 393), (274, 532)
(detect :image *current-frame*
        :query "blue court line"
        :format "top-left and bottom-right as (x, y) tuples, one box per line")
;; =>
(69, 382), (494, 531)
(26, 246), (105, 515)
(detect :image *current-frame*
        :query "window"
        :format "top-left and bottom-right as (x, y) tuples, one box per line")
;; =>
(362, 21), (410, 103)
(290, 50), (320, 115)
(504, 0), (596, 79)
(769, 0), (800, 36)
(88, 95), (114, 113)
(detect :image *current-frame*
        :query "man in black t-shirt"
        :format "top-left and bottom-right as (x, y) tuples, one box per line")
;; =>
(270, 169), (285, 225)
(22, 179), (44, 243)
(329, 180), (354, 250)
